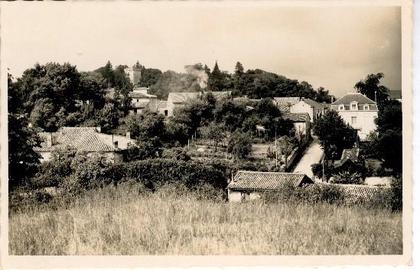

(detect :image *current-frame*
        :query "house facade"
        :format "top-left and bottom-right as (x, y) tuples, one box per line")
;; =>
(331, 93), (378, 141)
(289, 98), (328, 123)
(227, 170), (314, 202)
(273, 97), (328, 122)
(283, 112), (311, 142)
(35, 127), (135, 163)
(128, 87), (158, 115)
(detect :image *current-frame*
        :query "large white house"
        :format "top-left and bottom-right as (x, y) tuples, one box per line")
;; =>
(331, 92), (378, 141)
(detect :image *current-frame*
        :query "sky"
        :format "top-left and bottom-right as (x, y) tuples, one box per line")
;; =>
(1, 2), (401, 97)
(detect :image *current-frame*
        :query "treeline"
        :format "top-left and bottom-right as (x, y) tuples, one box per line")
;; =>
(142, 61), (335, 102)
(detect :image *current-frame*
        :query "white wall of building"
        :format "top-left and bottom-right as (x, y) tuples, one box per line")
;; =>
(290, 101), (314, 122)
(338, 110), (377, 140)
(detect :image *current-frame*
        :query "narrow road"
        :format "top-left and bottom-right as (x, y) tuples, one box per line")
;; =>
(293, 139), (324, 179)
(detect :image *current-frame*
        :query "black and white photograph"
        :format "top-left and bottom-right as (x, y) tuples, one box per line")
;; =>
(0, 0), (413, 265)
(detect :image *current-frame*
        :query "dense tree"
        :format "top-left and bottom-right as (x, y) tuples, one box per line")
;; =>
(125, 111), (166, 140)
(314, 87), (334, 103)
(214, 100), (247, 132)
(227, 131), (252, 160)
(95, 61), (115, 87)
(313, 110), (357, 160)
(138, 68), (162, 87)
(276, 135), (297, 169)
(367, 99), (402, 173)
(354, 73), (389, 107)
(376, 99), (402, 133)
(8, 113), (41, 189)
(207, 62), (233, 91)
(199, 122), (226, 151)
(95, 102), (124, 133)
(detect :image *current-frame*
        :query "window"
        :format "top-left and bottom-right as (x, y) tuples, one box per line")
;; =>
(164, 110), (168, 116)
(134, 108), (137, 114)
(363, 104), (369, 110)
(350, 102), (358, 110)
(114, 141), (119, 148)
(338, 104), (345, 110)
(351, 116), (357, 125)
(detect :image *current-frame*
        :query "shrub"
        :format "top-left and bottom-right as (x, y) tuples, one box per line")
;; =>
(110, 159), (228, 191)
(330, 171), (364, 185)
(261, 183), (344, 205)
(389, 176), (402, 211)
(162, 147), (191, 161)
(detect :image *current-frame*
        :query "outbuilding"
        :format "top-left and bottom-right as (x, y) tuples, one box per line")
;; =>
(227, 170), (314, 202)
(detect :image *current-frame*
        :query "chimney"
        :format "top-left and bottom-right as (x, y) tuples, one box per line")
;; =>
(126, 131), (131, 139)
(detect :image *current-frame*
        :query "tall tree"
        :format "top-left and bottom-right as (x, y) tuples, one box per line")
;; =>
(354, 73), (390, 107)
(8, 113), (41, 189)
(276, 135), (297, 169)
(313, 110), (357, 160)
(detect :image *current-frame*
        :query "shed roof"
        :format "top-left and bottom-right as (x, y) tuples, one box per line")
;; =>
(228, 171), (313, 191)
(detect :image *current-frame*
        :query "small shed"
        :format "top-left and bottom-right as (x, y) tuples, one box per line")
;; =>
(227, 171), (314, 202)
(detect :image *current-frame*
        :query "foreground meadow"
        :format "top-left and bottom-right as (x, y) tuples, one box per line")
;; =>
(9, 185), (402, 255)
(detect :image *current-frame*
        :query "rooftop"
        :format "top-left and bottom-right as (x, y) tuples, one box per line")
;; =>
(332, 92), (376, 105)
(36, 127), (129, 153)
(283, 112), (310, 122)
(167, 92), (201, 104)
(228, 171), (313, 191)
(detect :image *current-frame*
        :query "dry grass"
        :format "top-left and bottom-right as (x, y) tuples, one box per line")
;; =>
(9, 184), (402, 255)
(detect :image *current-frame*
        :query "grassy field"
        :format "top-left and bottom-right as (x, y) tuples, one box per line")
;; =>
(9, 184), (402, 255)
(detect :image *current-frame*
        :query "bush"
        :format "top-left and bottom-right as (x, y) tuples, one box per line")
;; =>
(162, 147), (191, 161)
(330, 171), (364, 185)
(110, 159), (228, 191)
(261, 183), (344, 205)
(389, 176), (402, 211)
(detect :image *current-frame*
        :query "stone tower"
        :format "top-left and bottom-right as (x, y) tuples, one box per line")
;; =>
(128, 62), (143, 86)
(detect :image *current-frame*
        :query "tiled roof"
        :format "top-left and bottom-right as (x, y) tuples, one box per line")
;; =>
(228, 171), (313, 191)
(168, 92), (200, 104)
(301, 98), (326, 109)
(332, 92), (376, 105)
(36, 127), (116, 152)
(283, 113), (310, 122)
(273, 97), (300, 112)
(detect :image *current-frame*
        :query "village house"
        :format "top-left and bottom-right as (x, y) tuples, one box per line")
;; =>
(274, 97), (328, 122)
(273, 97), (301, 113)
(35, 127), (135, 163)
(282, 112), (311, 142)
(227, 170), (314, 202)
(331, 92), (378, 141)
(128, 87), (158, 115)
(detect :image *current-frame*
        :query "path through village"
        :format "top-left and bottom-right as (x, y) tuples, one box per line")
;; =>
(293, 139), (324, 180)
